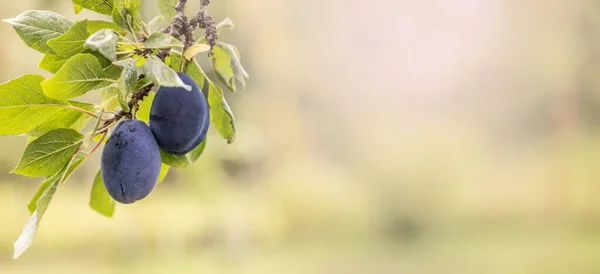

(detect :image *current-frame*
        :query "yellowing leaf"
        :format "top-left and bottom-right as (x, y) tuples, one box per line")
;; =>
(184, 43), (210, 60)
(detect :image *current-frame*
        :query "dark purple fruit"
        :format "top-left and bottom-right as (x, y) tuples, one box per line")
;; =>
(149, 72), (209, 155)
(101, 120), (161, 204)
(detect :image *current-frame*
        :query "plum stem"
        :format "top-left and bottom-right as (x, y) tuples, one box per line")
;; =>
(70, 106), (111, 121)
(87, 131), (108, 157)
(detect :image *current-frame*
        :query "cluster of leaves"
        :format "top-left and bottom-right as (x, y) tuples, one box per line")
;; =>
(2, 0), (248, 259)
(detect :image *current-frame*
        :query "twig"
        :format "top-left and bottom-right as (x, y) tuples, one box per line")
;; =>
(103, 0), (218, 128)
(99, 80), (154, 131)
(188, 0), (217, 54)
(158, 0), (217, 60)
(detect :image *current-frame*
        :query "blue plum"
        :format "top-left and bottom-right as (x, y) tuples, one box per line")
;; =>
(149, 72), (210, 155)
(101, 120), (161, 204)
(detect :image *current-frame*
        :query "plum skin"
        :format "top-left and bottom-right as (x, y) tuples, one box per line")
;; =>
(101, 120), (161, 204)
(149, 72), (210, 155)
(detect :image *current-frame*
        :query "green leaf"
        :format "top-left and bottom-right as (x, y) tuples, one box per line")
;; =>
(158, 163), (169, 183)
(72, 0), (115, 15)
(87, 20), (127, 35)
(89, 170), (115, 217)
(40, 50), (115, 74)
(104, 64), (123, 80)
(16, 153), (85, 259)
(100, 87), (120, 112)
(112, 0), (142, 32)
(85, 29), (118, 61)
(42, 54), (116, 100)
(207, 80), (236, 143)
(168, 53), (236, 143)
(27, 153), (86, 213)
(144, 55), (191, 91)
(28, 101), (95, 137)
(188, 138), (206, 162)
(47, 20), (91, 58)
(136, 90), (154, 122)
(160, 148), (190, 168)
(143, 32), (183, 49)
(210, 42), (249, 92)
(0, 74), (95, 135)
(38, 54), (68, 74)
(157, 0), (177, 22)
(3, 10), (73, 54)
(12, 129), (83, 177)
(117, 58), (137, 112)
(74, 4), (83, 14)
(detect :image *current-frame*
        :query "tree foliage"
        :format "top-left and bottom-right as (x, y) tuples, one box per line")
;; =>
(3, 0), (248, 259)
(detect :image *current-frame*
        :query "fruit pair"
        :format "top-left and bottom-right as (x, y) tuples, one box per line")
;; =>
(101, 73), (209, 204)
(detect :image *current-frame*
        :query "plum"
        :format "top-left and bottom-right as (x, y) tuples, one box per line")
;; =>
(101, 120), (161, 204)
(149, 72), (210, 155)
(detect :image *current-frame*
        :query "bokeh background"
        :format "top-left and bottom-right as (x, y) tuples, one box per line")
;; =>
(1, 0), (600, 273)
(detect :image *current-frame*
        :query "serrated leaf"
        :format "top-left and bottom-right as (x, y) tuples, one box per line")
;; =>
(39, 50), (113, 74)
(42, 54), (116, 100)
(188, 138), (207, 162)
(168, 53), (236, 143)
(210, 42), (249, 92)
(136, 90), (154, 122)
(117, 58), (137, 112)
(158, 163), (169, 183)
(112, 0), (142, 32)
(47, 20), (90, 58)
(74, 4), (83, 14)
(38, 54), (68, 74)
(90, 170), (115, 217)
(3, 10), (73, 54)
(100, 87), (120, 111)
(143, 32), (183, 49)
(12, 129), (83, 177)
(87, 20), (127, 35)
(0, 74), (95, 135)
(157, 0), (177, 21)
(160, 148), (190, 168)
(72, 0), (115, 15)
(85, 29), (118, 61)
(16, 153), (85, 259)
(184, 43), (210, 60)
(28, 101), (95, 137)
(144, 55), (191, 90)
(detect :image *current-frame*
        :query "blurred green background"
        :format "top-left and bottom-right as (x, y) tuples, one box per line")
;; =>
(2, 0), (600, 273)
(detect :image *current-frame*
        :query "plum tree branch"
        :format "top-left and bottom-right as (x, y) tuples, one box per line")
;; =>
(100, 0), (218, 132)
(157, 0), (217, 60)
